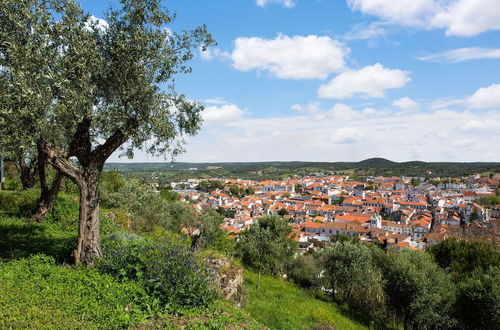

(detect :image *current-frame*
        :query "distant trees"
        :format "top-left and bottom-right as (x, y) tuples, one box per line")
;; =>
(286, 238), (500, 329)
(236, 215), (296, 288)
(196, 180), (224, 192)
(455, 266), (500, 329)
(428, 238), (500, 277)
(380, 250), (456, 329)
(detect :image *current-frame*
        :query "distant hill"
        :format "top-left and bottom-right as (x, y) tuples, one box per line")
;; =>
(105, 158), (500, 184)
(357, 158), (396, 168)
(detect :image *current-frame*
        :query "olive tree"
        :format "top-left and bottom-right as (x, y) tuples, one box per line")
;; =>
(237, 215), (296, 288)
(0, 0), (213, 263)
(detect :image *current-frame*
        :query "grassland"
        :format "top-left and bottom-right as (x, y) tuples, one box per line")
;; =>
(243, 269), (369, 330)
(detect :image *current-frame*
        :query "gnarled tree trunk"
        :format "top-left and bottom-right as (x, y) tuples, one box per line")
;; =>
(40, 117), (137, 264)
(74, 167), (102, 264)
(30, 171), (63, 221)
(31, 144), (64, 221)
(16, 151), (38, 189)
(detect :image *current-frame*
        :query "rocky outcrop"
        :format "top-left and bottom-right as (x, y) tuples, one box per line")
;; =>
(206, 256), (244, 308)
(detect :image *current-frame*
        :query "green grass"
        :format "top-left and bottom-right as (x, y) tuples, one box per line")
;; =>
(0, 255), (154, 329)
(142, 300), (262, 329)
(0, 213), (261, 329)
(0, 214), (75, 263)
(243, 269), (368, 330)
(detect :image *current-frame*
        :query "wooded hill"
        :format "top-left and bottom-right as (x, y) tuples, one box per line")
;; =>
(105, 158), (500, 183)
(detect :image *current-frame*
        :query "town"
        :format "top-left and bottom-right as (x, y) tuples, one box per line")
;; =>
(171, 174), (500, 251)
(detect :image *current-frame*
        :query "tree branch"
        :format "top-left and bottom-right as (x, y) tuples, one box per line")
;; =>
(39, 141), (82, 186)
(92, 117), (138, 164)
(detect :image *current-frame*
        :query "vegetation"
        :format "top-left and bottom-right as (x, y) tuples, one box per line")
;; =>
(0, 255), (154, 329)
(0, 199), (258, 328)
(1, 0), (213, 264)
(243, 269), (367, 330)
(237, 215), (296, 287)
(105, 159), (500, 183)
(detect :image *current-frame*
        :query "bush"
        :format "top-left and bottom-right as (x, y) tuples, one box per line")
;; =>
(0, 189), (38, 215)
(455, 266), (500, 329)
(428, 238), (500, 277)
(97, 234), (218, 310)
(286, 254), (322, 288)
(45, 194), (79, 229)
(2, 178), (23, 190)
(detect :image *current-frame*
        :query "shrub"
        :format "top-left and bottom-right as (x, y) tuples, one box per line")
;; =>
(455, 266), (500, 329)
(428, 237), (500, 277)
(2, 178), (23, 190)
(0, 189), (38, 215)
(97, 234), (218, 310)
(45, 194), (79, 229)
(286, 254), (322, 288)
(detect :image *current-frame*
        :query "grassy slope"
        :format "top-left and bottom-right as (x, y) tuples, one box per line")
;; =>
(0, 214), (261, 329)
(243, 269), (368, 330)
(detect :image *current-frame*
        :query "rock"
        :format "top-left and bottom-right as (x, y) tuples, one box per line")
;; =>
(205, 256), (244, 308)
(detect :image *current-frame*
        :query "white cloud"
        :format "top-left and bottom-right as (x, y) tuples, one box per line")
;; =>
(418, 47), (500, 63)
(167, 106), (500, 162)
(344, 21), (389, 40)
(230, 34), (350, 79)
(462, 119), (500, 131)
(256, 0), (296, 8)
(331, 127), (364, 144)
(202, 103), (245, 122)
(109, 100), (500, 163)
(347, 0), (437, 28)
(347, 0), (500, 37)
(432, 0), (500, 36)
(318, 63), (410, 99)
(199, 47), (231, 61)
(468, 84), (500, 108)
(84, 15), (108, 32)
(393, 97), (419, 110)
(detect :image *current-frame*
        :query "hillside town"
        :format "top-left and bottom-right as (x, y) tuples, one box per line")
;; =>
(171, 174), (500, 252)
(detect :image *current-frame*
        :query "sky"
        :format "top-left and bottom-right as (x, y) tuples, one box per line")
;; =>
(82, 0), (500, 163)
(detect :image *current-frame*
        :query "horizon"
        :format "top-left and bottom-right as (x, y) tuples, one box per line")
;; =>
(104, 157), (500, 165)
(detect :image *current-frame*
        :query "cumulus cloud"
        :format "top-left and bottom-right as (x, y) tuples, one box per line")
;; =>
(432, 0), (500, 36)
(230, 34), (350, 79)
(347, 0), (437, 28)
(393, 97), (419, 110)
(347, 0), (500, 37)
(167, 105), (500, 163)
(318, 63), (410, 99)
(468, 84), (500, 108)
(109, 97), (500, 162)
(256, 0), (296, 8)
(202, 103), (245, 122)
(418, 47), (500, 63)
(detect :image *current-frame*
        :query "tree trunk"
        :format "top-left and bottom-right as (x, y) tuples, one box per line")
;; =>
(190, 232), (201, 250)
(30, 171), (64, 221)
(258, 264), (262, 289)
(73, 168), (102, 264)
(16, 153), (37, 189)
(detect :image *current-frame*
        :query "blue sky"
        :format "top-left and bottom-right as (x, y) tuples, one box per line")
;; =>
(83, 0), (500, 163)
